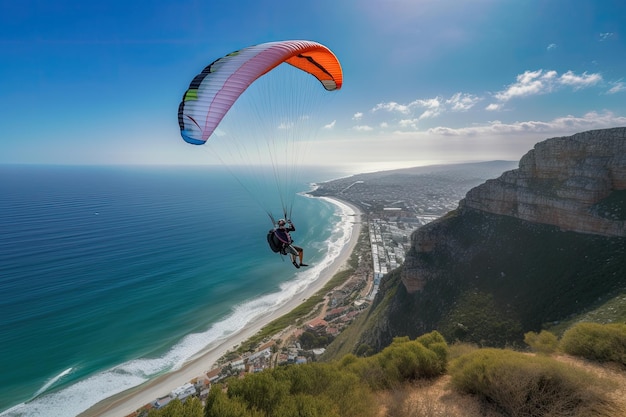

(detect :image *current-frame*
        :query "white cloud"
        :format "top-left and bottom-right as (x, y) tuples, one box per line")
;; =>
(489, 69), (602, 108)
(371, 69), (611, 128)
(373, 101), (412, 114)
(426, 110), (626, 137)
(418, 109), (440, 120)
(358, 69), (617, 136)
(493, 70), (558, 102)
(599, 32), (614, 41)
(607, 81), (626, 94)
(372, 93), (475, 121)
(446, 92), (480, 111)
(352, 112), (363, 120)
(558, 71), (602, 89)
(547, 43), (557, 51)
(324, 120), (336, 129)
(415, 98), (442, 119)
(315, 111), (626, 168)
(398, 118), (419, 129)
(416, 97), (442, 110)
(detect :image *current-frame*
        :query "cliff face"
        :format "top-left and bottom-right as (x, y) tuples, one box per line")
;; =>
(402, 127), (626, 294)
(342, 128), (626, 353)
(461, 127), (626, 237)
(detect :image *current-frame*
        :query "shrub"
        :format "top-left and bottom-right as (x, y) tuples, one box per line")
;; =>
(447, 342), (479, 360)
(340, 332), (448, 390)
(226, 371), (290, 415)
(524, 330), (559, 354)
(340, 355), (387, 390)
(416, 331), (449, 365)
(206, 364), (377, 417)
(450, 348), (620, 417)
(355, 343), (375, 357)
(374, 332), (448, 387)
(147, 397), (203, 417)
(273, 393), (340, 417)
(205, 384), (258, 417)
(560, 322), (626, 366)
(275, 363), (375, 417)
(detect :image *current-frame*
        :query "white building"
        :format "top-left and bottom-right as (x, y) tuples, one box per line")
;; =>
(171, 382), (195, 401)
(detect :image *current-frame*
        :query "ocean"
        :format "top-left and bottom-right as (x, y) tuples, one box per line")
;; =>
(0, 164), (355, 417)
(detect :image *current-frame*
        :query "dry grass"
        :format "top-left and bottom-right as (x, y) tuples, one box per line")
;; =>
(376, 354), (626, 417)
(554, 354), (626, 414)
(377, 376), (501, 417)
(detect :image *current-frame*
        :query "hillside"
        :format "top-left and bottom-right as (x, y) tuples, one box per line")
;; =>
(328, 127), (626, 355)
(374, 352), (626, 417)
(142, 128), (626, 417)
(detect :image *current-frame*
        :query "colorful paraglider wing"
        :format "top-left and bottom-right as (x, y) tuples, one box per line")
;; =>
(178, 40), (343, 145)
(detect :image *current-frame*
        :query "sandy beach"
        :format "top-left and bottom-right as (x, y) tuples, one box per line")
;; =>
(81, 198), (362, 417)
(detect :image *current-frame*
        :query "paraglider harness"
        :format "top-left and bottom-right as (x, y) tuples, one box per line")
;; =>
(267, 229), (287, 254)
(267, 215), (296, 256)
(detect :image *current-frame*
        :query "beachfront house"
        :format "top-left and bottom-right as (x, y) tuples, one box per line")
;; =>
(171, 382), (196, 401)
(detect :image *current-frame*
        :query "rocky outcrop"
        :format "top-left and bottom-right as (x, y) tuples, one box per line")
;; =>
(460, 127), (626, 237)
(401, 127), (626, 294)
(347, 128), (626, 352)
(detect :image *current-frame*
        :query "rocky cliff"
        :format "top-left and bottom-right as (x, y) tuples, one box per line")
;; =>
(401, 127), (626, 294)
(461, 127), (626, 237)
(349, 128), (626, 352)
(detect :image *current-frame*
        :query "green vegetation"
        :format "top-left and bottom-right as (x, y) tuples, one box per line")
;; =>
(353, 209), (626, 351)
(203, 332), (446, 417)
(143, 200), (626, 416)
(547, 291), (626, 336)
(339, 332), (448, 391)
(146, 397), (203, 417)
(447, 341), (480, 360)
(145, 327), (626, 417)
(524, 330), (559, 354)
(450, 348), (620, 417)
(560, 322), (626, 366)
(525, 323), (626, 367)
(439, 291), (522, 347)
(299, 329), (333, 349)
(221, 364), (374, 417)
(321, 307), (377, 360)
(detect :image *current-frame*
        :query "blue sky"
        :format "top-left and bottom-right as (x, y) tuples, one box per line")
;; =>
(2, 0), (625, 171)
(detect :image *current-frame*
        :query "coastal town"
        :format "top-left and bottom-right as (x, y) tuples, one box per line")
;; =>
(134, 162), (515, 414)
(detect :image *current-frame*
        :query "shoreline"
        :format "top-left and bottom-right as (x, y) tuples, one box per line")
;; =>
(81, 197), (362, 417)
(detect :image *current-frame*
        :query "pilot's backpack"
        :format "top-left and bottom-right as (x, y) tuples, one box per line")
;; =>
(267, 229), (284, 253)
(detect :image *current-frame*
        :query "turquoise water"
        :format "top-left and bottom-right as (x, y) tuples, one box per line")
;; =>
(0, 164), (353, 416)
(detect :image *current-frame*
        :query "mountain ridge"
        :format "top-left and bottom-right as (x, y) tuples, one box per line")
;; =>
(461, 127), (626, 236)
(343, 127), (626, 352)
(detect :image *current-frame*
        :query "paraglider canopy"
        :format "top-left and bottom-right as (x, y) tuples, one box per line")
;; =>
(177, 40), (342, 224)
(178, 40), (343, 146)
